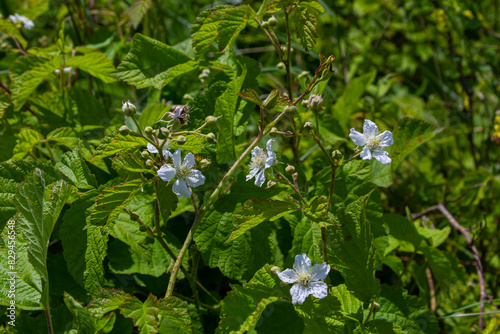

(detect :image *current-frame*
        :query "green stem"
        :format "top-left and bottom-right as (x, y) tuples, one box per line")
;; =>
(275, 169), (306, 204)
(165, 110), (288, 298)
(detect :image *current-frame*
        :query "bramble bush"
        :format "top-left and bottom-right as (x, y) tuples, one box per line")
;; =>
(0, 0), (499, 333)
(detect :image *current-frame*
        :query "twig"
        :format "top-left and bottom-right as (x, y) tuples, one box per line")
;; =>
(426, 267), (436, 312)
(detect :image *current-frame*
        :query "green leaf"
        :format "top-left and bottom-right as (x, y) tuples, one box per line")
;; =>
(66, 52), (116, 83)
(237, 88), (263, 107)
(288, 216), (323, 265)
(12, 128), (43, 159)
(330, 284), (364, 322)
(139, 103), (171, 129)
(302, 196), (335, 227)
(327, 194), (380, 303)
(92, 132), (148, 161)
(60, 190), (108, 294)
(215, 66), (247, 164)
(377, 285), (439, 334)
(126, 0), (152, 29)
(384, 214), (422, 249)
(216, 264), (289, 334)
(226, 198), (300, 242)
(111, 149), (154, 174)
(114, 34), (192, 88)
(56, 148), (98, 190)
(157, 183), (178, 224)
(334, 71), (377, 128)
(120, 294), (193, 334)
(89, 178), (144, 227)
(14, 169), (72, 308)
(420, 246), (465, 292)
(46, 127), (80, 148)
(156, 60), (199, 89)
(294, 6), (320, 52)
(11, 56), (61, 110)
(64, 292), (116, 333)
(0, 18), (27, 48)
(294, 294), (344, 334)
(390, 118), (442, 170)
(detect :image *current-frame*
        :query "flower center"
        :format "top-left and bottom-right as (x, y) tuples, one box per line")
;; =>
(250, 151), (267, 170)
(176, 164), (191, 178)
(297, 271), (311, 287)
(366, 135), (381, 150)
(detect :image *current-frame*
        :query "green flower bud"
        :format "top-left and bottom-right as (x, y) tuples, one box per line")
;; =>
(176, 135), (187, 145)
(267, 180), (277, 188)
(157, 127), (168, 139)
(331, 150), (344, 166)
(199, 159), (210, 170)
(139, 224), (149, 232)
(262, 21), (269, 29)
(301, 99), (309, 108)
(141, 150), (150, 160)
(309, 94), (325, 112)
(130, 212), (140, 221)
(145, 159), (154, 169)
(277, 62), (285, 70)
(303, 121), (314, 129)
(205, 115), (217, 128)
(118, 125), (130, 136)
(369, 301), (381, 313)
(145, 126), (154, 136)
(122, 101), (136, 116)
(284, 105), (297, 114)
(270, 266), (280, 274)
(269, 127), (278, 137)
(285, 165), (295, 174)
(268, 15), (277, 27)
(206, 133), (216, 143)
(298, 71), (309, 79)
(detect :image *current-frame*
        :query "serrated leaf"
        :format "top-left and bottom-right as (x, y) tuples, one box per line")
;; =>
(384, 214), (422, 249)
(120, 294), (193, 334)
(289, 216), (323, 265)
(111, 149), (153, 174)
(91, 132), (148, 161)
(64, 292), (116, 333)
(89, 178), (144, 227)
(56, 148), (98, 190)
(294, 6), (318, 52)
(326, 194), (380, 303)
(237, 88), (263, 107)
(0, 18), (27, 48)
(157, 183), (178, 224)
(170, 134), (207, 154)
(390, 118), (442, 170)
(126, 0), (152, 29)
(294, 294), (344, 334)
(114, 34), (191, 88)
(14, 169), (72, 308)
(302, 196), (335, 227)
(155, 60), (199, 89)
(377, 285), (439, 334)
(330, 284), (363, 321)
(66, 52), (117, 83)
(300, 1), (326, 13)
(46, 127), (80, 148)
(227, 198), (300, 242)
(12, 128), (43, 159)
(11, 56), (61, 110)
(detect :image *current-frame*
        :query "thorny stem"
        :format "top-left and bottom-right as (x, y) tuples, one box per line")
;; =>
(165, 110), (289, 297)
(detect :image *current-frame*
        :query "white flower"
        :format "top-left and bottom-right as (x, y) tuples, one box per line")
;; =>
(54, 67), (72, 74)
(165, 105), (191, 125)
(157, 149), (205, 198)
(246, 139), (276, 187)
(9, 14), (34, 30)
(277, 253), (330, 305)
(349, 119), (394, 165)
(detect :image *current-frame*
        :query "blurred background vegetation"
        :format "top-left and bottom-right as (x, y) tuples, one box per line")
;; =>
(0, 0), (499, 332)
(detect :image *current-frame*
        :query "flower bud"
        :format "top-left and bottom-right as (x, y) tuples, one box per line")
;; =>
(309, 94), (326, 112)
(285, 165), (295, 173)
(183, 94), (194, 101)
(262, 21), (269, 29)
(369, 301), (381, 313)
(303, 122), (314, 129)
(298, 71), (309, 79)
(206, 133), (216, 143)
(130, 212), (140, 221)
(269, 127), (278, 137)
(198, 73), (208, 80)
(145, 159), (154, 169)
(202, 69), (211, 76)
(139, 224), (149, 232)
(270, 266), (280, 274)
(277, 62), (285, 70)
(122, 101), (136, 116)
(284, 105), (297, 114)
(332, 150), (344, 166)
(205, 115), (217, 128)
(199, 159), (210, 170)
(175, 135), (187, 145)
(118, 125), (130, 136)
(157, 127), (168, 139)
(141, 150), (150, 160)
(145, 126), (154, 136)
(268, 15), (277, 27)
(267, 180), (277, 188)
(301, 99), (309, 108)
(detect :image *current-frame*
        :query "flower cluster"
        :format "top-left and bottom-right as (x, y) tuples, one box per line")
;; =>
(277, 254), (330, 305)
(349, 119), (394, 164)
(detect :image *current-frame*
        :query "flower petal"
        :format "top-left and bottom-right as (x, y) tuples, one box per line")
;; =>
(162, 149), (171, 159)
(290, 284), (310, 305)
(277, 269), (299, 284)
(266, 139), (275, 153)
(186, 169), (205, 188)
(157, 165), (176, 182)
(310, 263), (330, 281)
(372, 149), (391, 164)
(147, 143), (159, 154)
(363, 119), (378, 137)
(265, 155), (275, 169)
(251, 146), (263, 159)
(360, 146), (372, 160)
(377, 130), (393, 147)
(349, 129), (367, 146)
(254, 169), (266, 187)
(246, 167), (260, 181)
(172, 149), (182, 167)
(308, 281), (328, 299)
(293, 253), (311, 274)
(183, 152), (195, 168)
(172, 179), (191, 198)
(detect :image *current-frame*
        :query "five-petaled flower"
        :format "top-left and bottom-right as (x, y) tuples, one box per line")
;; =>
(277, 253), (330, 305)
(157, 149), (205, 198)
(349, 119), (394, 164)
(246, 139), (276, 187)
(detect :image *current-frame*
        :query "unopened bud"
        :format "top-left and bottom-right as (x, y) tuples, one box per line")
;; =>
(145, 159), (154, 169)
(267, 180), (277, 188)
(262, 21), (269, 29)
(141, 150), (150, 160)
(309, 94), (325, 112)
(268, 15), (277, 27)
(183, 94), (194, 101)
(332, 150), (344, 166)
(298, 71), (309, 79)
(157, 127), (168, 139)
(269, 127), (278, 137)
(205, 115), (217, 128)
(130, 212), (140, 221)
(122, 101), (136, 116)
(145, 126), (154, 136)
(369, 302), (381, 313)
(284, 105), (297, 114)
(118, 125), (130, 136)
(277, 62), (285, 70)
(199, 159), (210, 170)
(198, 73), (208, 80)
(285, 165), (295, 174)
(206, 133), (216, 143)
(304, 122), (314, 129)
(301, 99), (309, 108)
(139, 224), (149, 232)
(270, 266), (280, 274)
(176, 136), (187, 145)
(202, 69), (211, 75)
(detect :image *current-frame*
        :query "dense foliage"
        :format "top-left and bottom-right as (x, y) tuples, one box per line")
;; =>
(0, 0), (499, 333)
